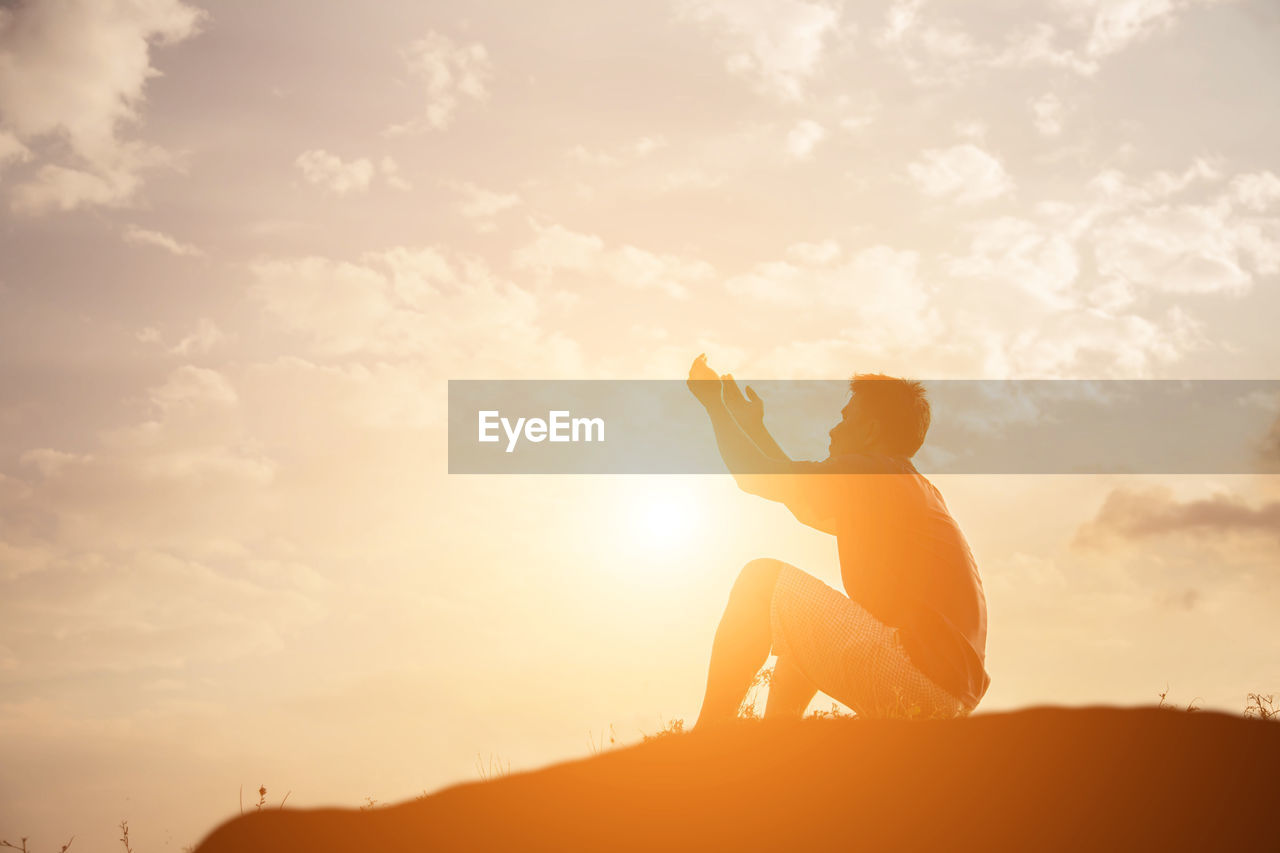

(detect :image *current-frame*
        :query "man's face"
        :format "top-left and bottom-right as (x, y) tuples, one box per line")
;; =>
(827, 393), (877, 457)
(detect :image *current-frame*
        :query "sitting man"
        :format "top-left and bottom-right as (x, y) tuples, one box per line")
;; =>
(687, 354), (990, 725)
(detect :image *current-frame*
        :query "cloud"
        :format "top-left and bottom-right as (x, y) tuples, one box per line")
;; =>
(19, 448), (92, 478)
(295, 149), (376, 195)
(0, 128), (32, 171)
(1078, 0), (1180, 60)
(451, 181), (521, 230)
(249, 245), (584, 374)
(1229, 171), (1280, 213)
(877, 0), (978, 79)
(675, 0), (842, 100)
(879, 0), (1226, 80)
(168, 317), (225, 356)
(726, 243), (943, 357)
(122, 224), (204, 257)
(380, 156), (411, 191)
(385, 30), (491, 134)
(907, 143), (1013, 204)
(1031, 93), (1065, 136)
(1086, 166), (1280, 298)
(512, 221), (714, 299)
(567, 136), (669, 167)
(948, 216), (1080, 308)
(999, 304), (1208, 377)
(135, 318), (226, 355)
(1074, 485), (1280, 547)
(0, 0), (205, 213)
(785, 119), (826, 159)
(946, 160), (1280, 316)
(785, 238), (840, 265)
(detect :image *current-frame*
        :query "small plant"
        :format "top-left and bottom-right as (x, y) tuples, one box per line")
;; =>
(807, 702), (856, 719)
(1156, 685), (1201, 712)
(1244, 693), (1278, 720)
(586, 724), (617, 755)
(736, 664), (775, 720)
(118, 821), (132, 853)
(642, 716), (685, 742)
(239, 783), (289, 814)
(1, 838), (74, 853)
(475, 752), (511, 781)
(358, 796), (379, 811)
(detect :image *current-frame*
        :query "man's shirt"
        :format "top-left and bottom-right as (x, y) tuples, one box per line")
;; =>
(745, 453), (991, 710)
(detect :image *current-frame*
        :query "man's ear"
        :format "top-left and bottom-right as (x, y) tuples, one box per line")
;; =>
(864, 418), (882, 448)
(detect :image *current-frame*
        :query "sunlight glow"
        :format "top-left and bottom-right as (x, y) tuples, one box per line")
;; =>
(625, 482), (701, 551)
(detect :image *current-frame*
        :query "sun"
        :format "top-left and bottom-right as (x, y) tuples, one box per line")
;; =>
(624, 481), (701, 551)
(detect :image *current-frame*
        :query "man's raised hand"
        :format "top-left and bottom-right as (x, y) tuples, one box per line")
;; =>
(721, 374), (764, 429)
(687, 353), (723, 407)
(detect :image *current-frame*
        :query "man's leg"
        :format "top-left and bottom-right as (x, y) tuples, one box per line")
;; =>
(764, 654), (819, 719)
(694, 558), (784, 729)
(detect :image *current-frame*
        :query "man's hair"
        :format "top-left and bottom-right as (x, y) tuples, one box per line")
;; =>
(849, 373), (931, 458)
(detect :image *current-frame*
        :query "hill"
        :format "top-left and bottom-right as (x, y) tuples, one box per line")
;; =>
(192, 706), (1279, 852)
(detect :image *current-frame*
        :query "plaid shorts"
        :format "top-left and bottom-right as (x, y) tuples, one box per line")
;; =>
(768, 562), (971, 720)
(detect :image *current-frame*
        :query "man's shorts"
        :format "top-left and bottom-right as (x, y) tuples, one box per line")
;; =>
(768, 561), (972, 720)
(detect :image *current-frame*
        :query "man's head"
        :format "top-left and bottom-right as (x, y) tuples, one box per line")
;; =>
(827, 373), (931, 458)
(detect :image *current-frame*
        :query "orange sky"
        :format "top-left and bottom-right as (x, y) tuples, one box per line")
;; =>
(2, 0), (1280, 850)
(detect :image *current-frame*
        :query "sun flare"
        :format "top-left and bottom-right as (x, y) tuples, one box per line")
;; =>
(625, 482), (701, 551)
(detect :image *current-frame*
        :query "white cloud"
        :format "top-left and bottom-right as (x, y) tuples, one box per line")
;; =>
(907, 143), (1014, 204)
(785, 119), (826, 159)
(1031, 93), (1065, 136)
(295, 149), (376, 195)
(676, 0), (842, 100)
(785, 239), (841, 264)
(452, 182), (521, 230)
(148, 365), (238, 413)
(0, 128), (32, 171)
(10, 159), (148, 214)
(945, 161), (1280, 314)
(19, 448), (92, 478)
(632, 135), (668, 157)
(880, 0), (1224, 80)
(135, 319), (227, 355)
(877, 0), (977, 76)
(249, 246), (583, 374)
(1230, 172), (1280, 213)
(512, 221), (714, 299)
(726, 243), (942, 357)
(1079, 0), (1178, 59)
(568, 135), (669, 167)
(385, 30), (491, 134)
(0, 0), (205, 213)
(949, 217), (1080, 308)
(1002, 304), (1208, 377)
(169, 317), (225, 356)
(123, 224), (204, 257)
(380, 156), (411, 191)
(1094, 203), (1254, 295)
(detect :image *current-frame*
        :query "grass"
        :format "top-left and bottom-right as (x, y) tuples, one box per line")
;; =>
(3, 681), (1275, 852)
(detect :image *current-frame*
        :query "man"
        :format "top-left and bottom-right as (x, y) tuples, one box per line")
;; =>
(687, 354), (990, 726)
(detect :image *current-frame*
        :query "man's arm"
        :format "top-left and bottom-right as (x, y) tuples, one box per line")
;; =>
(689, 357), (842, 535)
(688, 356), (790, 482)
(688, 356), (839, 518)
(721, 374), (791, 462)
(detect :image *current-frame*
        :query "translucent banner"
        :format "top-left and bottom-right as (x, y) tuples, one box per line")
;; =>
(447, 380), (1280, 475)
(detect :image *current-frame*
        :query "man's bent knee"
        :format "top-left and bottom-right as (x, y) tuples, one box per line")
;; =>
(729, 557), (788, 604)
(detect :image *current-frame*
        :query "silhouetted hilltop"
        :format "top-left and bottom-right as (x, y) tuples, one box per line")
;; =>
(193, 706), (1279, 852)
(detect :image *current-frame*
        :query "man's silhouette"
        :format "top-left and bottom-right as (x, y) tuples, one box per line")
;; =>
(687, 354), (990, 726)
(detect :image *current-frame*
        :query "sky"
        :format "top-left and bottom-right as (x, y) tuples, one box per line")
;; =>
(2, 0), (1280, 849)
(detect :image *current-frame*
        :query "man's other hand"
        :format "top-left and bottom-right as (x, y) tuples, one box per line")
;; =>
(687, 353), (723, 407)
(721, 374), (764, 429)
